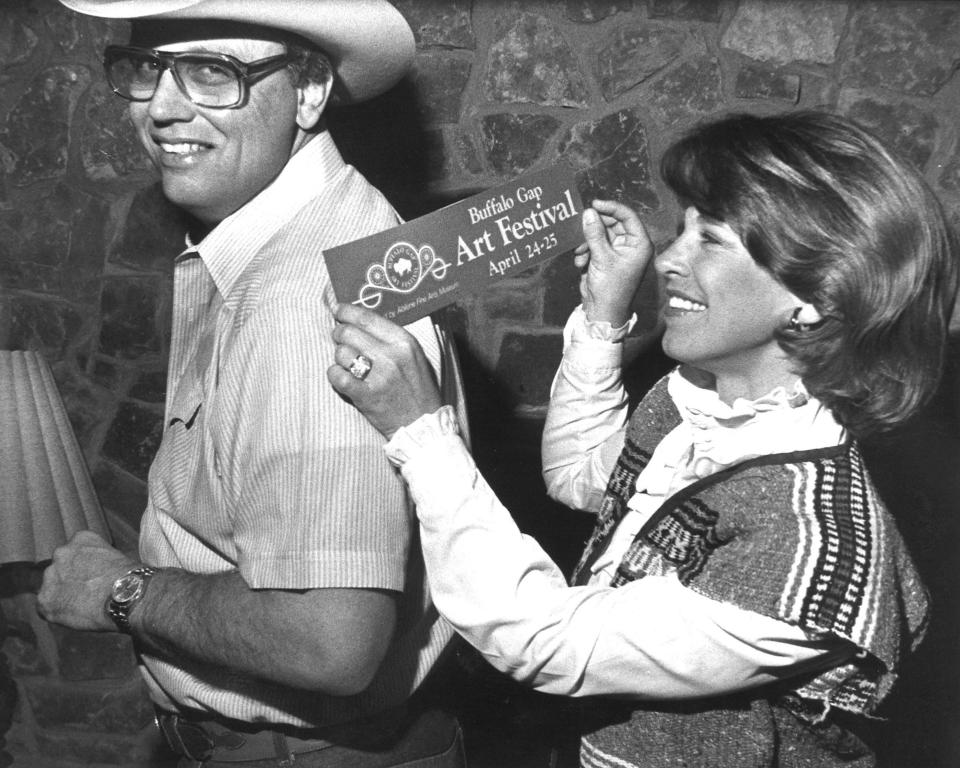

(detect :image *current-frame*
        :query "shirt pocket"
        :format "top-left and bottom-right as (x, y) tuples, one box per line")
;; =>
(148, 373), (206, 517)
(167, 366), (205, 433)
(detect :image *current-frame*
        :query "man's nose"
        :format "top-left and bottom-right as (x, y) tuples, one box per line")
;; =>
(146, 68), (194, 121)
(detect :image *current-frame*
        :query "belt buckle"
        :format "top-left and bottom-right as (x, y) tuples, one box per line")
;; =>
(156, 711), (216, 762)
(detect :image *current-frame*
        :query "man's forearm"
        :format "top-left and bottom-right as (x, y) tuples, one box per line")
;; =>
(131, 568), (398, 696)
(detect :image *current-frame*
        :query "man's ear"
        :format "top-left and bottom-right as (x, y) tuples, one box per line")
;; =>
(296, 74), (332, 131)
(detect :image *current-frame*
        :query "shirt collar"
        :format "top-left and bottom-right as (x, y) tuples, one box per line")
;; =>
(176, 132), (346, 304)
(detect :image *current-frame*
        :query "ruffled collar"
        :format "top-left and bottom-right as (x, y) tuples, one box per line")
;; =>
(670, 366), (812, 427)
(635, 368), (845, 498)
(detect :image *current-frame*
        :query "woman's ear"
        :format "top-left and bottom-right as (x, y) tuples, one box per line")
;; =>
(296, 73), (333, 131)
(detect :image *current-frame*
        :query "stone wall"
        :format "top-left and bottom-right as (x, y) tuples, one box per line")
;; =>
(1, 1), (959, 766)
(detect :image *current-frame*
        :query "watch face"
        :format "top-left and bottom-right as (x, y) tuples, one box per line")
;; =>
(112, 573), (144, 604)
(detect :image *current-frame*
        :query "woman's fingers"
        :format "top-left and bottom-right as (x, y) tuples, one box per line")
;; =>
(327, 306), (444, 439)
(332, 342), (367, 374)
(590, 200), (648, 244)
(327, 361), (361, 396)
(332, 320), (378, 359)
(591, 198), (641, 224)
(581, 206), (607, 247)
(334, 303), (406, 346)
(330, 303), (433, 388)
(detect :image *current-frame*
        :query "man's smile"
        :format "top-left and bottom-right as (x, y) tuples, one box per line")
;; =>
(158, 141), (209, 155)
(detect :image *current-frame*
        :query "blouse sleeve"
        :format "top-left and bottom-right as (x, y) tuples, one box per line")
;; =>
(541, 306), (633, 513)
(389, 409), (852, 699)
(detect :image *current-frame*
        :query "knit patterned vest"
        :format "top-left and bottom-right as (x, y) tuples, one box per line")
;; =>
(572, 376), (929, 768)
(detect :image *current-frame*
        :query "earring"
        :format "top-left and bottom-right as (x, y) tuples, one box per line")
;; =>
(788, 306), (822, 332)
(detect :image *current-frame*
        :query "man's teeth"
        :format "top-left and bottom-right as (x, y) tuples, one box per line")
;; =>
(668, 296), (706, 311)
(161, 142), (204, 154)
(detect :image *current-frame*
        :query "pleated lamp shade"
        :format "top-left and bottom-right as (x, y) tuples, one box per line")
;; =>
(0, 350), (110, 564)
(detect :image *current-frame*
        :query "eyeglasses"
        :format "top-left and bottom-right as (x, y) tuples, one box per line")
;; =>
(103, 45), (292, 109)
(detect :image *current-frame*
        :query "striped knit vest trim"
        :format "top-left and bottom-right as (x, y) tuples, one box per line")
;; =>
(572, 376), (929, 718)
(571, 377), (681, 585)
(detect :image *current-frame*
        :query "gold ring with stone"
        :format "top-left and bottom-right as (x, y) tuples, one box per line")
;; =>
(348, 354), (373, 381)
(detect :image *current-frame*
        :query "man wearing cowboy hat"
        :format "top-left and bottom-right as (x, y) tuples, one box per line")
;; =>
(37, 2), (468, 765)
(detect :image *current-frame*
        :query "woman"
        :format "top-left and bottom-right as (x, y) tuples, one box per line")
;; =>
(327, 112), (959, 767)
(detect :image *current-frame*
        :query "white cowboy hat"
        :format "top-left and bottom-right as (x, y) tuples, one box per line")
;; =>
(57, 0), (415, 103)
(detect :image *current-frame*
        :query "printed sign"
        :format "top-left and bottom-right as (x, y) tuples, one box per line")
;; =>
(323, 163), (583, 324)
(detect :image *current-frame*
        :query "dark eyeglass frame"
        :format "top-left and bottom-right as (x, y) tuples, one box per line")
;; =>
(103, 45), (292, 109)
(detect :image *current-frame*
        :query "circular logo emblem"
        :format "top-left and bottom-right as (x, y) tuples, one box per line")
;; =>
(384, 242), (422, 292)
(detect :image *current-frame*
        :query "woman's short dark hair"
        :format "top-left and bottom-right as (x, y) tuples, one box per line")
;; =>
(661, 111), (959, 438)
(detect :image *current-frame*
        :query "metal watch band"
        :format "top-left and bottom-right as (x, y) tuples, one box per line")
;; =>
(107, 566), (156, 634)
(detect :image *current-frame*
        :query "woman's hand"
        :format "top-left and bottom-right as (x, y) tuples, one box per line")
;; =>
(328, 304), (443, 440)
(575, 199), (653, 326)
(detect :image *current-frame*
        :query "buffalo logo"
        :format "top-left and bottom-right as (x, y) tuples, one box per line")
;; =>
(355, 242), (451, 309)
(384, 244), (421, 291)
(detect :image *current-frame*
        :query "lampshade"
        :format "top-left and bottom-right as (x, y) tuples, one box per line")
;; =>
(0, 351), (109, 564)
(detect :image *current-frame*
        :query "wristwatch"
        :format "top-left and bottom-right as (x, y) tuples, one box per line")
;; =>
(107, 566), (156, 633)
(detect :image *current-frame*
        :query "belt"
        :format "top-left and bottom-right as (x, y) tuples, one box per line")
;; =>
(155, 704), (412, 764)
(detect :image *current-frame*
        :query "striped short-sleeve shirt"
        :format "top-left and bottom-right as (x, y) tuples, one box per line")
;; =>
(137, 133), (460, 727)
